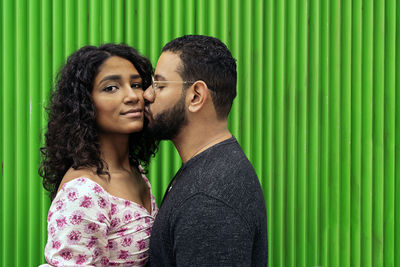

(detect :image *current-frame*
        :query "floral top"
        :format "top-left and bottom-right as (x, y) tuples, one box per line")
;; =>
(41, 175), (158, 267)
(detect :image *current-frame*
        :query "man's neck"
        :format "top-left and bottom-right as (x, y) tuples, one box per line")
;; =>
(172, 122), (232, 163)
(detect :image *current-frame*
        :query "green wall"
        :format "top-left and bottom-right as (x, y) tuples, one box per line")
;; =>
(1, 0), (399, 266)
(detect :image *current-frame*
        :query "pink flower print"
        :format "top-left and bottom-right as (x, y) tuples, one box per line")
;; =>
(144, 217), (150, 224)
(110, 217), (121, 228)
(66, 188), (78, 201)
(69, 210), (84, 225)
(100, 256), (109, 266)
(56, 216), (67, 229)
(124, 200), (131, 207)
(97, 213), (107, 223)
(87, 236), (98, 249)
(77, 178), (86, 183)
(47, 211), (53, 222)
(49, 226), (56, 237)
(52, 240), (61, 250)
(134, 211), (141, 220)
(75, 254), (87, 265)
(80, 196), (93, 208)
(136, 224), (144, 232)
(117, 227), (128, 237)
(121, 235), (133, 247)
(118, 250), (129, 260)
(60, 249), (73, 260)
(106, 240), (118, 250)
(55, 200), (64, 211)
(98, 197), (107, 209)
(49, 258), (59, 266)
(84, 222), (100, 234)
(138, 252), (147, 259)
(93, 184), (103, 194)
(123, 210), (133, 223)
(145, 227), (152, 236)
(136, 240), (146, 251)
(93, 248), (102, 260)
(67, 230), (82, 244)
(111, 203), (118, 215)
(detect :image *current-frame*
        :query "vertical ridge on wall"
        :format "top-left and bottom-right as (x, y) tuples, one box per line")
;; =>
(77, 0), (88, 47)
(384, 1), (396, 266)
(286, 0), (297, 266)
(309, 0), (321, 265)
(320, 0), (330, 265)
(351, 0), (362, 266)
(0, 0), (3, 262)
(2, 0), (16, 266)
(113, 0), (124, 43)
(396, 2), (400, 265)
(28, 0), (41, 264)
(65, 0), (76, 56)
(361, 0), (373, 266)
(102, 0), (112, 43)
(329, 1), (341, 266)
(340, 0), (352, 266)
(274, 0), (286, 266)
(1, 1), (399, 266)
(229, 0), (240, 138)
(263, 0), (274, 262)
(372, 0), (385, 266)
(297, 0), (308, 265)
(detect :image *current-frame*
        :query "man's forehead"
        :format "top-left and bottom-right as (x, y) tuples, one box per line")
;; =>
(156, 52), (181, 71)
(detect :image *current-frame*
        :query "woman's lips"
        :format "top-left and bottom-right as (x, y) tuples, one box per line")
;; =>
(121, 109), (143, 118)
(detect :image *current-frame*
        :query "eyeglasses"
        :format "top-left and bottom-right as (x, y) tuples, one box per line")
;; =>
(150, 76), (194, 94)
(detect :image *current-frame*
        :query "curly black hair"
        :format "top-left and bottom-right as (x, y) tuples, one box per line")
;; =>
(39, 44), (158, 200)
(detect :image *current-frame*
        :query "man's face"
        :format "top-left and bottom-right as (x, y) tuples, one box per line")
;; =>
(143, 52), (188, 140)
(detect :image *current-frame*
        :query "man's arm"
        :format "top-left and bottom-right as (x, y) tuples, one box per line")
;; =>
(172, 193), (253, 266)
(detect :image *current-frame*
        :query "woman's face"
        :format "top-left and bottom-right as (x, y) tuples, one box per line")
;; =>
(92, 56), (145, 135)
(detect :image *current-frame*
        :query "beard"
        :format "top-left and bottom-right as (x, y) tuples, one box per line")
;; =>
(145, 94), (187, 141)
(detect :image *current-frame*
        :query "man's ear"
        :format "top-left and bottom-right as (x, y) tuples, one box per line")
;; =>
(187, 81), (209, 113)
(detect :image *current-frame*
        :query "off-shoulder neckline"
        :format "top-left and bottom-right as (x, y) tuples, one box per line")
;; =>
(60, 176), (155, 216)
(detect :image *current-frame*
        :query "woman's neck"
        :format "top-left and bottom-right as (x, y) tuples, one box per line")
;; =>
(98, 133), (131, 172)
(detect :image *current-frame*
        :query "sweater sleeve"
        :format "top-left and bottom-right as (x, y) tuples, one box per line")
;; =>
(43, 178), (111, 266)
(171, 193), (253, 267)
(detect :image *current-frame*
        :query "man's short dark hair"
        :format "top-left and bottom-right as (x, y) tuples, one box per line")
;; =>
(162, 35), (237, 119)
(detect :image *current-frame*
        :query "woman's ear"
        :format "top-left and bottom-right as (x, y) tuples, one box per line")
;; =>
(187, 81), (209, 113)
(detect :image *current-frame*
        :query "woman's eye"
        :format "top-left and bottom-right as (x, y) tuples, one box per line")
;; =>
(103, 85), (118, 92)
(131, 83), (143, 89)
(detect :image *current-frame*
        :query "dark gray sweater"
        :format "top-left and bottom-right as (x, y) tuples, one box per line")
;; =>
(148, 137), (268, 266)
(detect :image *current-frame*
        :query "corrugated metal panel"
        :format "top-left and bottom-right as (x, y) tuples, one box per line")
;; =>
(0, 0), (398, 266)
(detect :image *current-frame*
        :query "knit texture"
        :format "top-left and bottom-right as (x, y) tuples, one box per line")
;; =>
(148, 137), (268, 266)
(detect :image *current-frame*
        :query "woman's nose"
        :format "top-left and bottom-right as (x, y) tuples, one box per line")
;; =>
(124, 87), (142, 104)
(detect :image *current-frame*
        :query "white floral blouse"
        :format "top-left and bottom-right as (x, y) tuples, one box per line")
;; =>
(41, 175), (158, 267)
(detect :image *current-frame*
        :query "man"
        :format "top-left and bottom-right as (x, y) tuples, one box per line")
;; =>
(143, 35), (268, 266)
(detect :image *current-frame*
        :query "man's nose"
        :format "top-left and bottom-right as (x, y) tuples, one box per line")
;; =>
(143, 85), (155, 103)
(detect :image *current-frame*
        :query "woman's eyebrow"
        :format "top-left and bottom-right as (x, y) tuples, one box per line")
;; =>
(99, 75), (121, 84)
(130, 74), (141, 80)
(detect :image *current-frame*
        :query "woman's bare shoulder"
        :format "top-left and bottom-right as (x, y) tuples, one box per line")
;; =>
(57, 167), (105, 193)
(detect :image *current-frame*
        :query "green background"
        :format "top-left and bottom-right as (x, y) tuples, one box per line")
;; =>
(1, 0), (399, 266)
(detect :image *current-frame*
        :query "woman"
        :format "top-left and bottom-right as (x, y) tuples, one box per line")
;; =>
(39, 44), (158, 266)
